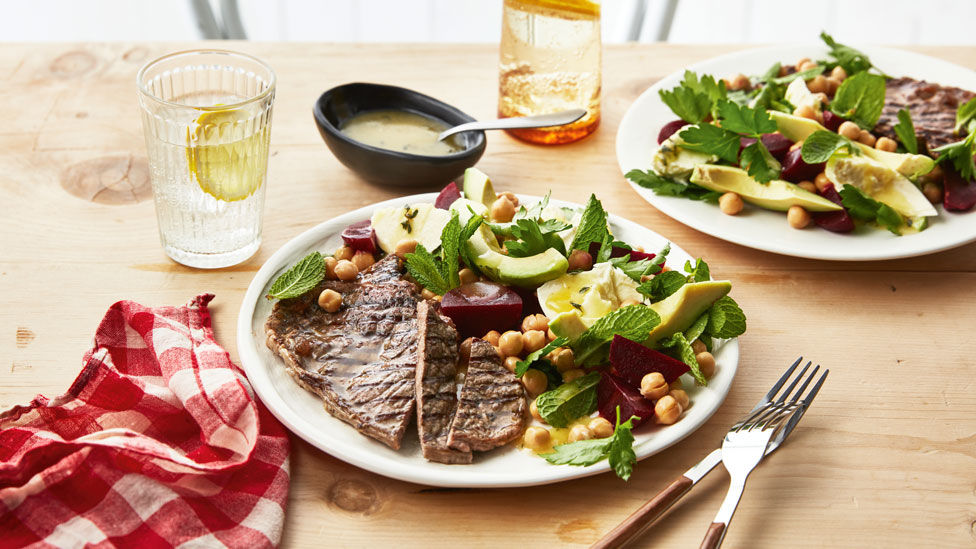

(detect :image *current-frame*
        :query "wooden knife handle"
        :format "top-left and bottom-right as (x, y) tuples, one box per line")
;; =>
(699, 521), (727, 549)
(591, 475), (694, 549)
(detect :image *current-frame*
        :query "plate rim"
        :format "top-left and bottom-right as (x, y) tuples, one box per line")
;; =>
(237, 193), (738, 488)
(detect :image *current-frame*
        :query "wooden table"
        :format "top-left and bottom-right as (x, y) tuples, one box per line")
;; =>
(2, 43), (975, 548)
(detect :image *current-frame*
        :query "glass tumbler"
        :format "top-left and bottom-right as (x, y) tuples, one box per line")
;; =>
(137, 50), (276, 269)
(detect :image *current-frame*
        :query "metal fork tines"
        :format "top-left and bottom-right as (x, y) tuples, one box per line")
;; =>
(701, 361), (829, 549)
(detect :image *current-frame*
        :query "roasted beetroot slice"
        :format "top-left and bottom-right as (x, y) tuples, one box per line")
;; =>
(823, 110), (844, 132)
(598, 373), (656, 428)
(813, 185), (855, 233)
(341, 220), (378, 253)
(434, 182), (462, 210)
(609, 335), (690, 386)
(761, 133), (794, 162)
(943, 168), (976, 212)
(440, 282), (522, 338)
(658, 119), (689, 144)
(781, 148), (826, 183)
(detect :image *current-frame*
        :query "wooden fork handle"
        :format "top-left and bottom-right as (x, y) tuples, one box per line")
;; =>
(591, 475), (694, 549)
(699, 521), (727, 549)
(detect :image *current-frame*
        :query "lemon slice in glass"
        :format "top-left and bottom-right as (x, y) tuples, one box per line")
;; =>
(186, 107), (268, 202)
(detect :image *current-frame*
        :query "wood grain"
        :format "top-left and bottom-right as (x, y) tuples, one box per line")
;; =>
(1, 43), (975, 548)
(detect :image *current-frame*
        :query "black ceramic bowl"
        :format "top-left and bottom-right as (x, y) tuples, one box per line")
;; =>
(313, 83), (487, 187)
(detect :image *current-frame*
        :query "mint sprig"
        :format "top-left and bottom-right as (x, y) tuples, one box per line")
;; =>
(569, 194), (610, 253)
(705, 296), (747, 339)
(571, 305), (661, 367)
(838, 186), (904, 234)
(801, 130), (861, 164)
(515, 337), (569, 378)
(829, 72), (886, 130)
(268, 251), (326, 300)
(406, 211), (484, 294)
(542, 406), (639, 481)
(535, 371), (601, 428)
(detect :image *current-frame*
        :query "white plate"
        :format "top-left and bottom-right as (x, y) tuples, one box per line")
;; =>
(237, 193), (738, 488)
(616, 45), (976, 261)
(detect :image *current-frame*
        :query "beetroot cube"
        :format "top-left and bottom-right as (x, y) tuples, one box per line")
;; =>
(609, 335), (690, 386)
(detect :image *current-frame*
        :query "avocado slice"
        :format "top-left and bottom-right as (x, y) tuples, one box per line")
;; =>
(548, 310), (588, 340)
(465, 224), (568, 287)
(646, 281), (732, 346)
(462, 168), (496, 209)
(769, 111), (935, 179)
(690, 165), (842, 212)
(825, 155), (937, 218)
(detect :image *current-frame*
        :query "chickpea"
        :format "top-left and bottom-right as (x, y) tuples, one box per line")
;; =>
(830, 65), (848, 81)
(497, 191), (519, 208)
(787, 205), (812, 229)
(798, 60), (818, 72)
(691, 339), (707, 355)
(858, 130), (877, 147)
(521, 313), (549, 333)
(921, 164), (944, 184)
(670, 378), (683, 391)
(825, 76), (842, 95)
(530, 399), (545, 423)
(876, 136), (898, 152)
(588, 417), (614, 439)
(837, 121), (861, 140)
(395, 238), (418, 258)
(490, 196), (516, 223)
(547, 328), (558, 342)
(814, 172), (833, 192)
(562, 368), (585, 383)
(503, 356), (518, 374)
(483, 330), (501, 346)
(654, 395), (683, 425)
(458, 268), (478, 285)
(640, 372), (669, 401)
(789, 140), (804, 152)
(726, 73), (750, 91)
(522, 369), (547, 397)
(334, 245), (354, 262)
(459, 338), (472, 363)
(719, 192), (744, 215)
(567, 249), (593, 271)
(568, 424), (594, 442)
(777, 65), (790, 77)
(620, 298), (641, 308)
(351, 250), (375, 272)
(334, 259), (359, 281)
(324, 256), (338, 279)
(798, 181), (817, 194)
(552, 348), (576, 373)
(696, 351), (716, 379)
(922, 181), (944, 204)
(317, 289), (342, 313)
(522, 330), (547, 354)
(795, 57), (812, 70)
(523, 426), (551, 450)
(498, 330), (524, 357)
(807, 74), (828, 94)
(670, 389), (690, 410)
(421, 288), (437, 301)
(793, 104), (816, 120)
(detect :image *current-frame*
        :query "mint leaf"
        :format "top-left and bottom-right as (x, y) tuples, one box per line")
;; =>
(683, 258), (710, 282)
(893, 108), (918, 154)
(838, 186), (904, 235)
(536, 371), (601, 428)
(801, 130), (861, 164)
(458, 213), (485, 273)
(439, 211), (463, 288)
(268, 251), (326, 300)
(515, 337), (569, 378)
(830, 72), (886, 130)
(678, 124), (741, 164)
(405, 244), (450, 295)
(820, 31), (877, 75)
(660, 332), (707, 386)
(607, 410), (639, 481)
(739, 141), (780, 184)
(569, 194), (610, 252)
(684, 312), (710, 343)
(572, 305), (661, 367)
(705, 296), (747, 339)
(954, 98), (976, 136)
(636, 270), (687, 303)
(625, 170), (722, 203)
(542, 437), (611, 467)
(541, 406), (640, 481)
(716, 99), (777, 136)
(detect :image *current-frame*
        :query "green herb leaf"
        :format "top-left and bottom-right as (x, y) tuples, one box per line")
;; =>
(683, 258), (710, 283)
(571, 305), (661, 367)
(678, 124), (741, 164)
(625, 169), (723, 203)
(659, 85), (712, 125)
(268, 251), (326, 300)
(660, 332), (707, 386)
(607, 410), (639, 481)
(893, 108), (918, 154)
(541, 406), (640, 481)
(829, 72), (886, 130)
(771, 65), (824, 85)
(514, 191), (551, 222)
(684, 312), (710, 344)
(405, 244), (451, 295)
(458, 212), (485, 273)
(505, 219), (551, 258)
(739, 141), (780, 184)
(681, 70), (728, 107)
(439, 211), (463, 288)
(820, 31), (878, 75)
(954, 98), (976, 136)
(838, 186), (905, 235)
(536, 372), (601, 428)
(515, 336), (569, 377)
(705, 296), (747, 339)
(636, 270), (687, 303)
(716, 99), (777, 136)
(569, 194), (610, 252)
(801, 130), (861, 164)
(759, 62), (782, 83)
(542, 437), (612, 467)
(934, 134), (976, 181)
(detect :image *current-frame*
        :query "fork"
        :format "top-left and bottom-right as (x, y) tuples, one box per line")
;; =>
(700, 362), (828, 549)
(592, 358), (827, 549)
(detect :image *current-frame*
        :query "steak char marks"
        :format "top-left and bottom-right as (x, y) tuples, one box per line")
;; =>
(265, 254), (420, 450)
(875, 77), (975, 152)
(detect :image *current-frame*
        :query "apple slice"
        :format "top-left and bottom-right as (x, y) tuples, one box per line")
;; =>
(598, 373), (656, 428)
(609, 335), (689, 386)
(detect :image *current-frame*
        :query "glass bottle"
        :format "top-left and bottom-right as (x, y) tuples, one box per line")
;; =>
(498, 0), (601, 145)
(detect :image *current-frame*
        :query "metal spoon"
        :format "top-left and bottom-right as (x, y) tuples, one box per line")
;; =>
(438, 108), (587, 141)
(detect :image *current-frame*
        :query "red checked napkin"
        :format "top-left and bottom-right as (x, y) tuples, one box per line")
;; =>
(0, 294), (290, 548)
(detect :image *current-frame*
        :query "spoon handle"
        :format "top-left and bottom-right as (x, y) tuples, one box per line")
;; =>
(438, 108), (587, 140)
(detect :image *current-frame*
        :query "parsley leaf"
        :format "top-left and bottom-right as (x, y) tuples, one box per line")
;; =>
(893, 108), (918, 154)
(536, 371), (601, 428)
(505, 218), (567, 258)
(829, 72), (886, 130)
(404, 244), (451, 294)
(716, 99), (777, 135)
(683, 258), (711, 282)
(838, 186), (904, 235)
(801, 130), (861, 164)
(705, 296), (747, 339)
(514, 191), (551, 221)
(660, 332), (707, 386)
(678, 124), (741, 164)
(740, 141), (780, 184)
(609, 243), (671, 283)
(934, 132), (976, 181)
(569, 194), (610, 252)
(571, 305), (661, 367)
(636, 270), (687, 303)
(954, 98), (976, 136)
(268, 251), (326, 300)
(515, 337), (569, 377)
(659, 84), (712, 125)
(542, 407), (640, 481)
(625, 169), (722, 203)
(820, 31), (878, 75)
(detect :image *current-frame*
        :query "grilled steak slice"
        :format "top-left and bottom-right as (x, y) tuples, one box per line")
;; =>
(415, 302), (472, 464)
(448, 338), (527, 452)
(875, 77), (975, 152)
(265, 254), (420, 450)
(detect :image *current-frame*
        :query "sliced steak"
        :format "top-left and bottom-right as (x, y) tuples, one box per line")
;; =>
(415, 301), (472, 464)
(875, 77), (975, 152)
(447, 338), (527, 452)
(265, 254), (420, 450)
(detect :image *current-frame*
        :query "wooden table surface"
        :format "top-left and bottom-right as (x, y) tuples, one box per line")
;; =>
(2, 42), (975, 548)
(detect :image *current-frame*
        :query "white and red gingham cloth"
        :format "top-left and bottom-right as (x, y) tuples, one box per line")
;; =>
(0, 294), (290, 548)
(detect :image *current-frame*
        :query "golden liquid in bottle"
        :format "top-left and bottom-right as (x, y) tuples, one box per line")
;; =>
(498, 0), (601, 145)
